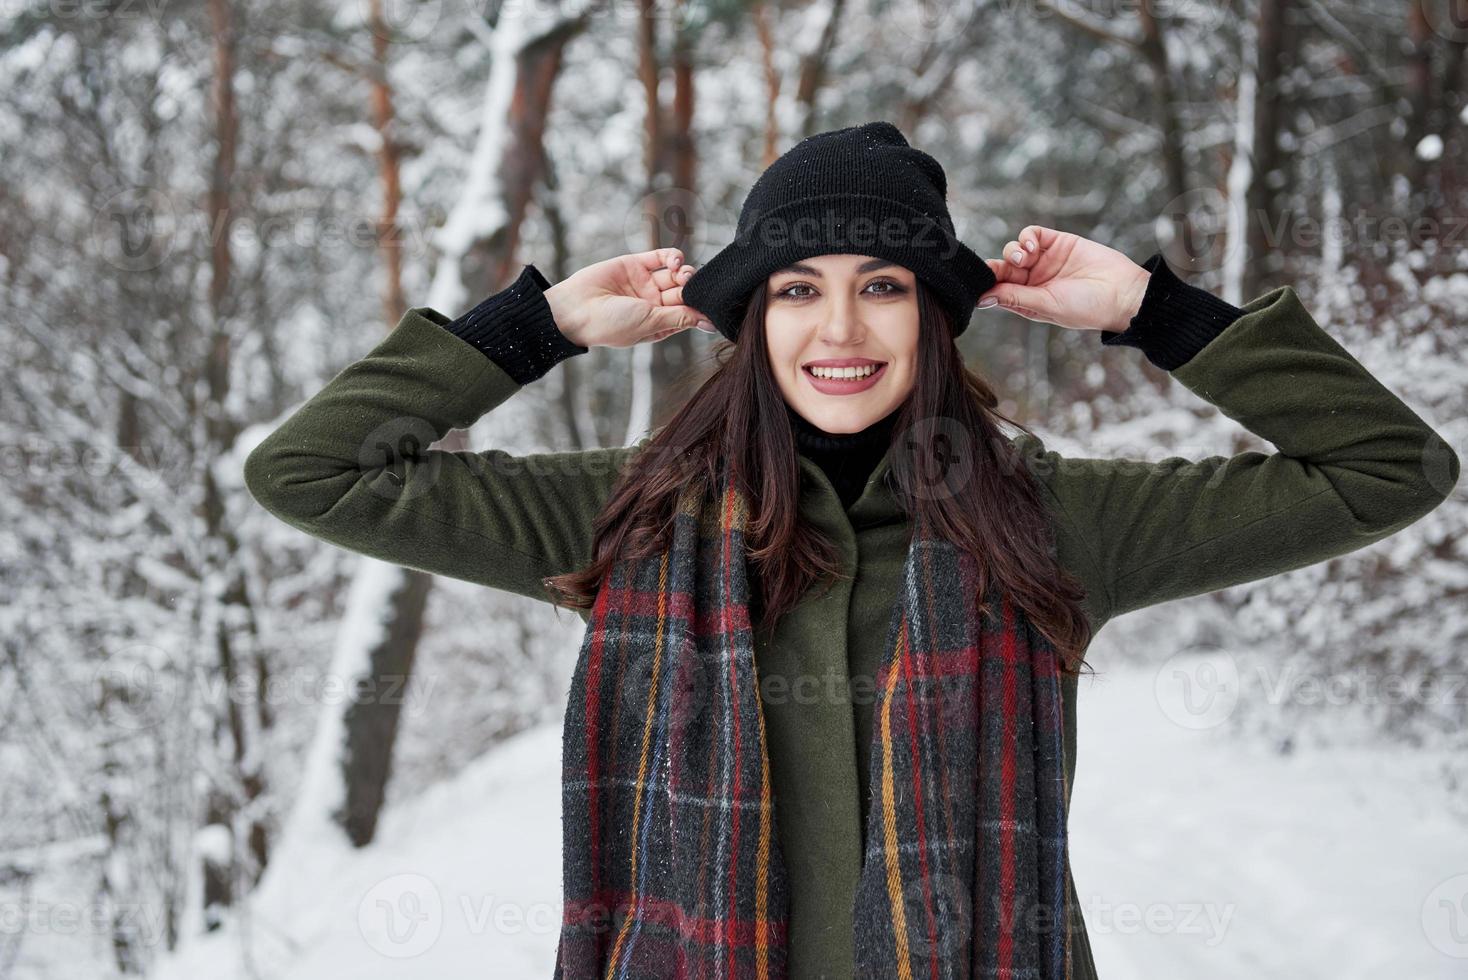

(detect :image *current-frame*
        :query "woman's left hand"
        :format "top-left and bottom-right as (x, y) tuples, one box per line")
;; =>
(976, 226), (1151, 333)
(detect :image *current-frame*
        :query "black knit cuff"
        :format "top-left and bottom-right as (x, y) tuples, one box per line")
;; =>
(442, 263), (588, 385)
(1098, 252), (1245, 371)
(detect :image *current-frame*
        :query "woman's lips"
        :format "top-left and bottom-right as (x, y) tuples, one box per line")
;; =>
(802, 362), (887, 395)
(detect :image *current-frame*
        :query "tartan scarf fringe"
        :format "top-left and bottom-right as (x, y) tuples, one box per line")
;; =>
(554, 468), (1073, 980)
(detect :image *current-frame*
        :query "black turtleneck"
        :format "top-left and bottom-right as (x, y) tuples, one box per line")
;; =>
(784, 401), (901, 510)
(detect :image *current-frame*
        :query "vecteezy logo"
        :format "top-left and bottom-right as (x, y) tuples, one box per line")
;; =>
(357, 416), (443, 502)
(891, 416), (977, 502)
(1423, 872), (1468, 958)
(93, 187), (178, 272)
(1154, 186), (1242, 277)
(1154, 645), (1241, 731)
(90, 643), (180, 732)
(357, 873), (443, 958)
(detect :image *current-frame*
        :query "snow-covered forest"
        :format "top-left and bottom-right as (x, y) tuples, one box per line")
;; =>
(0, 0), (1464, 977)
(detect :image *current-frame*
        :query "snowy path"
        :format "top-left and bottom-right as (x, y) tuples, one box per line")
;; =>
(148, 661), (1468, 979)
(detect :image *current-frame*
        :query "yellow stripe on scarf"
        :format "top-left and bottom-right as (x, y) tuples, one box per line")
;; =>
(604, 549), (672, 979)
(879, 619), (914, 980)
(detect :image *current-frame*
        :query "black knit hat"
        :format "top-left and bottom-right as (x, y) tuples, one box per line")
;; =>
(682, 120), (995, 343)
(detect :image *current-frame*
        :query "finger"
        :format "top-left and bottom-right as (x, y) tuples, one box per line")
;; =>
(635, 246), (686, 273)
(1015, 225), (1060, 255)
(654, 262), (697, 297)
(985, 256), (1032, 285)
(1002, 239), (1028, 267)
(979, 282), (1057, 322)
(997, 226), (1062, 271)
(643, 304), (707, 340)
(649, 323), (697, 343)
(660, 271), (702, 308)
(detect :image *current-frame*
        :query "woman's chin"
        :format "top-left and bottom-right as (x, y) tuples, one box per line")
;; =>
(793, 400), (888, 434)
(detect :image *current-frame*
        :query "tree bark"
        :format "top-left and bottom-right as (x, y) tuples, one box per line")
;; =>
(1240, 0), (1291, 301)
(1136, 2), (1196, 262)
(289, 0), (591, 859)
(200, 0), (271, 929)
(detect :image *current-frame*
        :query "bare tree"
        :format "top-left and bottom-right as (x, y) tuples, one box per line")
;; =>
(251, 5), (592, 920)
(199, 0), (272, 929)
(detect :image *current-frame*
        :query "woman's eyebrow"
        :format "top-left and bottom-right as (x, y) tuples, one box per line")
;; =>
(771, 258), (897, 277)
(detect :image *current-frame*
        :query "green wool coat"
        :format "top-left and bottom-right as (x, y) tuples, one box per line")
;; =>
(243, 282), (1458, 979)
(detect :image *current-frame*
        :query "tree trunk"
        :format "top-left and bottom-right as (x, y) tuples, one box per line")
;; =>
(652, 0), (701, 428)
(260, 4), (591, 887)
(199, 0), (271, 929)
(541, 154), (596, 452)
(794, 0), (846, 138)
(1240, 0), (1291, 302)
(1137, 2), (1196, 263)
(311, 0), (438, 851)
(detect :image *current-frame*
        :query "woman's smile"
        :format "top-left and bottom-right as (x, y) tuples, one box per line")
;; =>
(802, 358), (888, 395)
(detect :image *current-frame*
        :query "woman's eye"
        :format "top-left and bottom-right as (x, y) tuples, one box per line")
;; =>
(776, 280), (905, 300)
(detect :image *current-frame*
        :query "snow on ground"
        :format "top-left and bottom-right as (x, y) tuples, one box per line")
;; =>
(1069, 662), (1468, 980)
(146, 661), (1468, 980)
(148, 722), (566, 980)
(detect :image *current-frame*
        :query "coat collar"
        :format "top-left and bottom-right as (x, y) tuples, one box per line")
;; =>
(797, 448), (904, 529)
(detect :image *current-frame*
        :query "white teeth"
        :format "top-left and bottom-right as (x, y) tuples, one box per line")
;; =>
(808, 364), (879, 380)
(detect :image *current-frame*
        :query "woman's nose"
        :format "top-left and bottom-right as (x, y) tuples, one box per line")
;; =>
(817, 300), (862, 344)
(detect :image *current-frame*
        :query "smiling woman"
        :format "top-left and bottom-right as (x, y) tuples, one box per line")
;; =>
(531, 123), (1111, 980)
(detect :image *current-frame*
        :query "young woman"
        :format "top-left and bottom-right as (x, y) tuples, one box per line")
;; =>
(245, 122), (1457, 980)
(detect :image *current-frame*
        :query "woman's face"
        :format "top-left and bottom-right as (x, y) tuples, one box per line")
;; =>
(763, 253), (919, 434)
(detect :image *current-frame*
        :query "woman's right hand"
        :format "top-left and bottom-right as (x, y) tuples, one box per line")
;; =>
(543, 247), (716, 348)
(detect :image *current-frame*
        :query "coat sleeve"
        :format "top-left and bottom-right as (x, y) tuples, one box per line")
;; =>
(1020, 282), (1460, 621)
(242, 284), (631, 607)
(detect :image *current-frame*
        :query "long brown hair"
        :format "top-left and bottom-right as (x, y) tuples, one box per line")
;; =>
(543, 276), (1095, 677)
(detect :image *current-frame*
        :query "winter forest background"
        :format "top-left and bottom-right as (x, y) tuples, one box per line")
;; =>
(1, 0), (1466, 976)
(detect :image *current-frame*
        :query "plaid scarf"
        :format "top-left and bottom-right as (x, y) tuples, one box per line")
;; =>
(553, 468), (1073, 979)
